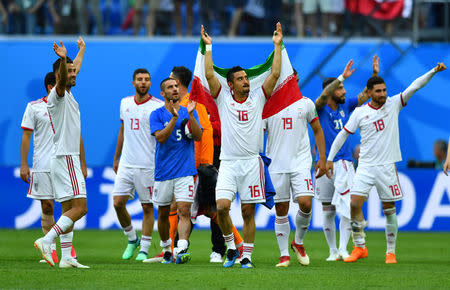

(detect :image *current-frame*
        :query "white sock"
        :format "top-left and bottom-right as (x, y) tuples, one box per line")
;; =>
(160, 238), (172, 253)
(223, 233), (236, 250)
(339, 216), (351, 252)
(350, 219), (366, 248)
(383, 208), (398, 254)
(322, 205), (337, 252)
(60, 231), (73, 260)
(123, 225), (137, 242)
(177, 239), (189, 251)
(242, 243), (254, 261)
(44, 216), (73, 244)
(140, 235), (152, 254)
(275, 215), (290, 257)
(294, 209), (311, 245)
(51, 240), (56, 251)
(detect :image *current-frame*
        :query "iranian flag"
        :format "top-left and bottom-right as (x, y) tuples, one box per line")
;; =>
(190, 39), (303, 122)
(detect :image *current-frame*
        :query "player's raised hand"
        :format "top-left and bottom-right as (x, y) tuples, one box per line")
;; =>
(53, 41), (67, 58)
(77, 36), (85, 51)
(434, 62), (446, 72)
(201, 25), (212, 45)
(325, 161), (334, 178)
(342, 59), (355, 79)
(187, 100), (197, 115)
(372, 55), (380, 75)
(20, 164), (30, 183)
(273, 22), (283, 45)
(315, 159), (326, 178)
(167, 100), (179, 118)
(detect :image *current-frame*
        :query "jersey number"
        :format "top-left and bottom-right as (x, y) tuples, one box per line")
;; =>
(130, 118), (139, 130)
(389, 184), (401, 197)
(304, 179), (313, 191)
(373, 119), (385, 132)
(238, 110), (248, 121)
(282, 117), (292, 130)
(334, 119), (343, 130)
(176, 129), (182, 141)
(188, 185), (194, 198)
(249, 185), (260, 198)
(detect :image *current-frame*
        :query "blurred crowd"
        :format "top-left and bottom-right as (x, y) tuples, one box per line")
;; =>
(0, 0), (448, 37)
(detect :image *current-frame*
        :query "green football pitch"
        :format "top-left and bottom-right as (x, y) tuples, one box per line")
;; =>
(0, 229), (449, 289)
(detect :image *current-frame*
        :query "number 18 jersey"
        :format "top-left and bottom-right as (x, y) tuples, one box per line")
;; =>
(120, 95), (163, 168)
(343, 94), (405, 166)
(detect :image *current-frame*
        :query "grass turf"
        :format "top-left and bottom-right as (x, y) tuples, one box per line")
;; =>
(0, 229), (449, 289)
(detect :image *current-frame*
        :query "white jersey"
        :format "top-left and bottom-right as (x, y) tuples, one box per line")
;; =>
(344, 93), (405, 166)
(265, 97), (318, 173)
(47, 87), (81, 156)
(215, 86), (266, 160)
(120, 95), (164, 168)
(21, 98), (53, 172)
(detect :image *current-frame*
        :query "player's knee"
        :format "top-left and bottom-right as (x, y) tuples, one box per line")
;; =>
(275, 202), (289, 216)
(113, 197), (127, 209)
(241, 205), (255, 221)
(299, 200), (312, 213)
(216, 200), (230, 215)
(141, 203), (154, 214)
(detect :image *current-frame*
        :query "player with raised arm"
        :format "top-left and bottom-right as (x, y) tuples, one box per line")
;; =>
(326, 62), (446, 264)
(265, 69), (327, 267)
(34, 39), (89, 269)
(315, 56), (378, 261)
(150, 78), (202, 264)
(201, 22), (282, 268)
(112, 68), (163, 261)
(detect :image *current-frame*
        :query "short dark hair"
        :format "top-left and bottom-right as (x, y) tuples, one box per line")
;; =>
(435, 139), (448, 153)
(227, 66), (245, 83)
(366, 76), (385, 90)
(133, 68), (151, 81)
(44, 72), (56, 92)
(160, 77), (176, 91)
(171, 66), (192, 88)
(322, 77), (337, 89)
(52, 57), (74, 73)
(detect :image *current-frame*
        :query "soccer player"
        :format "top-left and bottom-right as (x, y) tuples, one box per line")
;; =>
(444, 137), (450, 176)
(326, 62), (447, 264)
(150, 78), (202, 264)
(34, 39), (89, 269)
(265, 69), (327, 267)
(201, 22), (283, 268)
(315, 56), (379, 261)
(112, 68), (163, 261)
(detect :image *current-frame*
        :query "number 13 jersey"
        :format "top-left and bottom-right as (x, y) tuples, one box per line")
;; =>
(264, 97), (318, 173)
(120, 95), (164, 168)
(343, 93), (405, 166)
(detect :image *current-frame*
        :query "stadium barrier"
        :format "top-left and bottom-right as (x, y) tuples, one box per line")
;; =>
(2, 167), (449, 231)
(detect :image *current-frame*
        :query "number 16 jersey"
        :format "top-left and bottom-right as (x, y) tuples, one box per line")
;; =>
(120, 95), (164, 168)
(343, 94), (405, 166)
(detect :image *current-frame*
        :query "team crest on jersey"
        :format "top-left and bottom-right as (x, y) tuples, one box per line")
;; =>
(43, 112), (48, 117)
(340, 110), (345, 117)
(126, 108), (130, 113)
(230, 103), (235, 107)
(365, 115), (369, 119)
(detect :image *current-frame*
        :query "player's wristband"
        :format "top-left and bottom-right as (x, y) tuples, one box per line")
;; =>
(337, 74), (345, 82)
(205, 44), (212, 52)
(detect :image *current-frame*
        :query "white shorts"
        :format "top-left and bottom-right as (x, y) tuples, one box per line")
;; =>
(315, 160), (354, 203)
(303, 0), (344, 14)
(27, 172), (54, 200)
(271, 168), (314, 203)
(216, 157), (266, 204)
(153, 176), (194, 206)
(50, 155), (86, 203)
(351, 163), (404, 202)
(112, 165), (154, 204)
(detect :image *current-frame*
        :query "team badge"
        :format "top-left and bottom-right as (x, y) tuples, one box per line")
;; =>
(340, 110), (345, 117)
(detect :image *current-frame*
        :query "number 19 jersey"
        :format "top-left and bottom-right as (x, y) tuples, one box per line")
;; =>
(120, 95), (164, 168)
(264, 97), (318, 173)
(215, 86), (267, 160)
(343, 94), (405, 166)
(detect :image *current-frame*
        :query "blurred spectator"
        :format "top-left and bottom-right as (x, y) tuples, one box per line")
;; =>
(49, 0), (79, 34)
(7, 0), (48, 34)
(303, 0), (344, 36)
(0, 1), (8, 33)
(241, 0), (265, 36)
(174, 0), (193, 36)
(228, 0), (245, 37)
(74, 0), (104, 35)
(281, 0), (303, 37)
(132, 0), (159, 36)
(433, 139), (447, 170)
(155, 0), (174, 35)
(200, 0), (228, 36)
